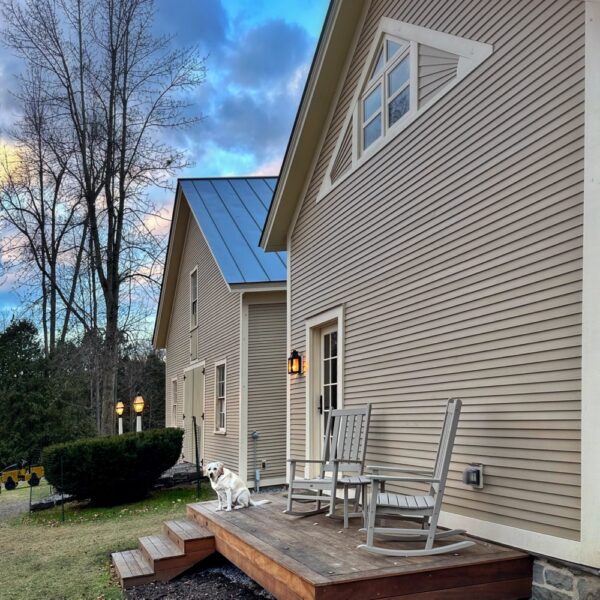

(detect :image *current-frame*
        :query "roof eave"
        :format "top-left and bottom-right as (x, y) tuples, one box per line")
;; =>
(229, 280), (287, 293)
(152, 183), (185, 349)
(260, 0), (364, 251)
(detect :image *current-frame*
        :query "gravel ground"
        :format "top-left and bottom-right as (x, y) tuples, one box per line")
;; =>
(126, 555), (274, 600)
(0, 482), (32, 522)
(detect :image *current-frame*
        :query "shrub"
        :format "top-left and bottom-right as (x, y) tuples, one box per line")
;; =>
(42, 428), (183, 506)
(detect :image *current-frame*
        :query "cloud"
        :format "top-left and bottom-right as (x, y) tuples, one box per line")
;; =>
(172, 15), (317, 178)
(226, 19), (312, 87)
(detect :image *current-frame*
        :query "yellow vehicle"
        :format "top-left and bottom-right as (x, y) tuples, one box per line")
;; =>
(1, 462), (44, 490)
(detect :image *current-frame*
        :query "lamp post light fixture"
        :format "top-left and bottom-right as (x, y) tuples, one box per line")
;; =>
(115, 401), (125, 435)
(287, 350), (302, 375)
(133, 394), (145, 433)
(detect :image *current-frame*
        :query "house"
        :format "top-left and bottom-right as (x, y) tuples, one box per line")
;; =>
(261, 0), (600, 577)
(153, 177), (288, 488)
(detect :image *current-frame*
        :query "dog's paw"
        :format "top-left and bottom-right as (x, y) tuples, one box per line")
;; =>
(216, 507), (223, 512)
(225, 507), (232, 512)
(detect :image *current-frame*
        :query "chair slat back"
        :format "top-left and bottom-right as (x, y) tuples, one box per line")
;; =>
(323, 405), (371, 473)
(431, 398), (462, 501)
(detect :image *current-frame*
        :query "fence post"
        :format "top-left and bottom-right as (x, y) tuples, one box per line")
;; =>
(60, 453), (65, 523)
(192, 415), (201, 499)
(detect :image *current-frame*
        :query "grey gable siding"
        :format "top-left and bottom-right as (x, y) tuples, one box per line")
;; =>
(289, 0), (583, 541)
(166, 213), (240, 472)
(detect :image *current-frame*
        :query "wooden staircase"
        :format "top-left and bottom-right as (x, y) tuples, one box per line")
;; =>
(111, 518), (215, 589)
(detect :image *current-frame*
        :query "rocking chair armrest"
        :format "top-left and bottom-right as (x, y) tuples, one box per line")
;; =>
(331, 459), (363, 464)
(287, 458), (326, 465)
(367, 465), (434, 475)
(366, 474), (441, 483)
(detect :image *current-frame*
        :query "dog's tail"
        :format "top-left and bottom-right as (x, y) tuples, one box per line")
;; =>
(249, 499), (271, 507)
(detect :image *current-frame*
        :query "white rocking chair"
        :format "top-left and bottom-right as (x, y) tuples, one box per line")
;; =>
(359, 398), (474, 557)
(286, 405), (371, 528)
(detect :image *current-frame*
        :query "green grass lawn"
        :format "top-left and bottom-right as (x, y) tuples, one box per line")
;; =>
(0, 484), (215, 600)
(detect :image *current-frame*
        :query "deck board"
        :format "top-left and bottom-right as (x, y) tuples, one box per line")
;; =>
(188, 494), (531, 600)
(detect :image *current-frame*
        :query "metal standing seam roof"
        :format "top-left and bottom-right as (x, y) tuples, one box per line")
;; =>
(179, 177), (287, 284)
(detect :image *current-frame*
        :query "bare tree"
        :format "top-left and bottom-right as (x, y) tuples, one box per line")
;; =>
(3, 0), (204, 432)
(0, 68), (87, 355)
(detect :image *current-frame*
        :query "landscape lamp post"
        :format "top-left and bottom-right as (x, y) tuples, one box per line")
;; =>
(115, 401), (125, 435)
(133, 394), (145, 433)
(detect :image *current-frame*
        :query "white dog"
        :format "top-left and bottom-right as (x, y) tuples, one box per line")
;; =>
(205, 461), (270, 511)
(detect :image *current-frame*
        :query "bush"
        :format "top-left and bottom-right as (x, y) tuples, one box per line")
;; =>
(42, 428), (183, 506)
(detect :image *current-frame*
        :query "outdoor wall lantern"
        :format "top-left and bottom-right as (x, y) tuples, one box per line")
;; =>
(133, 394), (145, 433)
(288, 350), (302, 375)
(115, 401), (125, 435)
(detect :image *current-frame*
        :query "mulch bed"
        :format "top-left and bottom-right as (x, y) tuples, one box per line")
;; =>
(126, 555), (274, 600)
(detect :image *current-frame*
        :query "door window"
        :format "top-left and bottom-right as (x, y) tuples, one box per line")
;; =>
(321, 326), (338, 448)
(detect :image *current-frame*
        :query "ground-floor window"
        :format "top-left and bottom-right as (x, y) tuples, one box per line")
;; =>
(215, 361), (226, 432)
(171, 378), (178, 426)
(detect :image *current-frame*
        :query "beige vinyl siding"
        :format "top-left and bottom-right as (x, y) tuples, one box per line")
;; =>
(418, 44), (459, 106)
(289, 0), (583, 541)
(330, 122), (353, 182)
(247, 302), (287, 481)
(165, 210), (241, 471)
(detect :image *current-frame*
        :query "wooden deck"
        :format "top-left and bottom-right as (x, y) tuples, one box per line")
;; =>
(187, 494), (532, 600)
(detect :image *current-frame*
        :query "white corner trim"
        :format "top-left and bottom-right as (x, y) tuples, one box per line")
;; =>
(579, 0), (600, 570)
(286, 236), (292, 480)
(239, 294), (249, 482)
(318, 18), (493, 202)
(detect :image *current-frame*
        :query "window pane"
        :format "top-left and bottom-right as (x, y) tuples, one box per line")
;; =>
(363, 85), (381, 122)
(389, 87), (410, 126)
(388, 57), (409, 95)
(191, 271), (197, 300)
(324, 358), (330, 384)
(330, 358), (337, 384)
(324, 333), (330, 358)
(330, 332), (337, 357)
(371, 47), (384, 79)
(363, 113), (381, 149)
(386, 39), (402, 60)
(331, 385), (337, 410)
(324, 386), (330, 410)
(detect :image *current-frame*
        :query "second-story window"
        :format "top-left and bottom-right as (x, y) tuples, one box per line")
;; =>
(190, 267), (198, 329)
(361, 36), (411, 151)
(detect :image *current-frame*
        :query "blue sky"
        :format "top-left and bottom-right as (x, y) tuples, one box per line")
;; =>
(0, 0), (329, 315)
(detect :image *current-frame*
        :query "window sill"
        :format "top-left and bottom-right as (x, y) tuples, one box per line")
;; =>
(214, 429), (226, 435)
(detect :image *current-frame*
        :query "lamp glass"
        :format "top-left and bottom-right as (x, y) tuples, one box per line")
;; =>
(115, 401), (125, 416)
(133, 395), (145, 414)
(288, 350), (302, 375)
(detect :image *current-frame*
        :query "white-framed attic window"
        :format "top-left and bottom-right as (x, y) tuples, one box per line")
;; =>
(320, 18), (493, 200)
(361, 35), (415, 151)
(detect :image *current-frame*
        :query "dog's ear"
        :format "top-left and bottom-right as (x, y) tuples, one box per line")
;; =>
(216, 462), (224, 479)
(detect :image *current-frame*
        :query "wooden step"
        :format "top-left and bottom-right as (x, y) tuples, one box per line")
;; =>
(163, 518), (215, 554)
(111, 549), (155, 589)
(112, 520), (216, 590)
(139, 534), (184, 571)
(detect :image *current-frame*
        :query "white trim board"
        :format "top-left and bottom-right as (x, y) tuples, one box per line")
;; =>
(239, 294), (249, 482)
(578, 0), (600, 570)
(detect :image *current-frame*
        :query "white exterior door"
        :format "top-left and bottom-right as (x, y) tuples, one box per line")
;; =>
(319, 324), (339, 453)
(183, 364), (205, 464)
